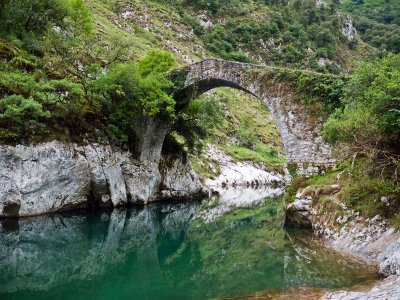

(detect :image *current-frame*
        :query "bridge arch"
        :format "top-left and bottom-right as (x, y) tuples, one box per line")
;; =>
(174, 59), (336, 173)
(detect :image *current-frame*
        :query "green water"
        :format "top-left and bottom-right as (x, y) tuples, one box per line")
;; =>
(0, 188), (377, 300)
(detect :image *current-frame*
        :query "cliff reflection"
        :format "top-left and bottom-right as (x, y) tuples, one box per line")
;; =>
(0, 187), (376, 300)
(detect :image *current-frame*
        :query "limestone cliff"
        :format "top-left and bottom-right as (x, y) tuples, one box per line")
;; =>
(0, 141), (205, 217)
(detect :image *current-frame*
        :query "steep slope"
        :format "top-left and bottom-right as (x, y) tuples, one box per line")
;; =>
(93, 0), (375, 72)
(339, 0), (400, 53)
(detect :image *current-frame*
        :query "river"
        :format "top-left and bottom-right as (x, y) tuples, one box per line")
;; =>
(0, 187), (378, 300)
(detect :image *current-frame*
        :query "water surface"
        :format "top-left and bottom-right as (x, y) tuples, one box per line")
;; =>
(0, 187), (377, 300)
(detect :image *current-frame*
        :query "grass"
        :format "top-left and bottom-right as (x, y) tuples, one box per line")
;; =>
(222, 144), (284, 172)
(191, 156), (221, 179)
(86, 0), (213, 65)
(201, 88), (286, 173)
(285, 158), (400, 227)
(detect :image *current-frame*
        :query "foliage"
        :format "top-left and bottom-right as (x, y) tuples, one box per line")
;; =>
(340, 174), (400, 219)
(340, 0), (400, 26)
(0, 0), (93, 40)
(0, 44), (177, 144)
(235, 116), (258, 148)
(323, 54), (400, 162)
(0, 66), (88, 142)
(174, 0), (345, 72)
(91, 50), (177, 142)
(169, 94), (224, 154)
(0, 95), (50, 141)
(183, 88), (285, 173)
(138, 49), (176, 77)
(320, 55), (400, 220)
(223, 144), (284, 173)
(276, 69), (345, 113)
(339, 0), (400, 53)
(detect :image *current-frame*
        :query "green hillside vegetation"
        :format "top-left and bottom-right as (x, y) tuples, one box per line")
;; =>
(0, 0), (345, 156)
(180, 89), (286, 176)
(166, 0), (373, 73)
(339, 0), (400, 53)
(321, 54), (400, 222)
(286, 54), (400, 226)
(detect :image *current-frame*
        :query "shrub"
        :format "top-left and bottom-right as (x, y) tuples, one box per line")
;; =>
(0, 95), (50, 142)
(323, 54), (400, 180)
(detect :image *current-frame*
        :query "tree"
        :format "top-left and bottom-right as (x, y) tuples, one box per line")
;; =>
(0, 0), (92, 40)
(323, 54), (400, 177)
(92, 50), (177, 143)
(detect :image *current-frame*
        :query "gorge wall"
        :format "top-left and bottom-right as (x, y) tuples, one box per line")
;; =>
(0, 141), (204, 217)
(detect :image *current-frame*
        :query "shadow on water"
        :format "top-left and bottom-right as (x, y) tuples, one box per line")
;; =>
(0, 186), (378, 300)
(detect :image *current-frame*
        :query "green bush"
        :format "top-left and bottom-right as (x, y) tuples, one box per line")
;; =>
(323, 54), (400, 154)
(92, 50), (177, 143)
(0, 0), (92, 40)
(171, 95), (224, 154)
(0, 95), (50, 142)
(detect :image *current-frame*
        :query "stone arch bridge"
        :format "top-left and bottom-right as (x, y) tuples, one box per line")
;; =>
(136, 59), (338, 189)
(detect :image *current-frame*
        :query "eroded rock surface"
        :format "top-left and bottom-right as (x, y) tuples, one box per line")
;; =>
(159, 154), (203, 200)
(203, 144), (288, 187)
(286, 189), (400, 300)
(0, 141), (204, 217)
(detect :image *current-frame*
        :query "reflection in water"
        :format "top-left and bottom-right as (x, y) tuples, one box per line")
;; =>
(0, 188), (377, 300)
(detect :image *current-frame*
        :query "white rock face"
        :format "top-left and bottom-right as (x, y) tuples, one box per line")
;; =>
(287, 194), (400, 300)
(81, 144), (128, 206)
(203, 145), (288, 187)
(159, 155), (203, 199)
(0, 141), (204, 217)
(0, 142), (91, 217)
(341, 15), (357, 41)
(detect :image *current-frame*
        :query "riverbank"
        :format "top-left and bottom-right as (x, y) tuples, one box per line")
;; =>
(196, 147), (399, 299)
(286, 186), (400, 300)
(0, 142), (289, 217)
(0, 140), (398, 299)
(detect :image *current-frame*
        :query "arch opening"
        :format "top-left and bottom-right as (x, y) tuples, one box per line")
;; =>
(173, 87), (287, 173)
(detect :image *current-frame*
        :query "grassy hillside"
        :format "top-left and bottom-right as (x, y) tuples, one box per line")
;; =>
(96, 0), (375, 73)
(188, 89), (286, 177)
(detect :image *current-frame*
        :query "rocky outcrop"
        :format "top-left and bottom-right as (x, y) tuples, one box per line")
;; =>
(341, 14), (357, 41)
(202, 144), (288, 187)
(287, 196), (400, 277)
(286, 197), (313, 227)
(0, 141), (205, 217)
(159, 154), (203, 200)
(285, 190), (400, 300)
